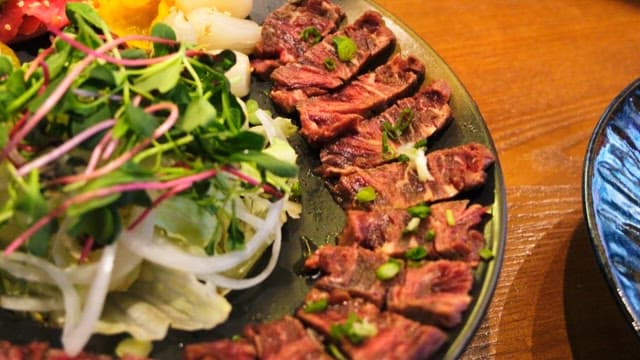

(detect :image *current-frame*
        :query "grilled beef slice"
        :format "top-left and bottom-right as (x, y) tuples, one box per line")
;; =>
(331, 142), (495, 209)
(297, 290), (447, 360)
(270, 11), (396, 112)
(387, 260), (473, 328)
(297, 54), (425, 145)
(0, 341), (117, 360)
(304, 245), (401, 307)
(318, 80), (452, 177)
(252, 0), (345, 77)
(243, 316), (331, 360)
(339, 200), (488, 263)
(184, 339), (257, 360)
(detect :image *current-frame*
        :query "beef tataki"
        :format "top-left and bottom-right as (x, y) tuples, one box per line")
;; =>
(298, 54), (425, 145)
(387, 260), (474, 328)
(318, 80), (453, 177)
(252, 0), (345, 77)
(270, 11), (396, 112)
(243, 316), (331, 360)
(184, 339), (257, 360)
(331, 142), (495, 209)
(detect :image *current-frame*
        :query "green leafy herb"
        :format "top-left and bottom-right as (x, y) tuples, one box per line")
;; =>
(355, 186), (376, 203)
(300, 26), (322, 44)
(332, 35), (357, 62)
(381, 108), (414, 140)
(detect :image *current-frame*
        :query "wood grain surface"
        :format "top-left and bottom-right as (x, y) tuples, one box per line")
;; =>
(372, 0), (640, 358)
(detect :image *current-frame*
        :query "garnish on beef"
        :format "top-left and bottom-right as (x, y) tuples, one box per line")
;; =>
(296, 291), (447, 360)
(184, 338), (257, 360)
(252, 0), (345, 77)
(270, 11), (396, 112)
(387, 260), (474, 328)
(243, 316), (331, 360)
(339, 200), (488, 264)
(297, 54), (426, 144)
(331, 142), (495, 209)
(304, 245), (401, 307)
(318, 80), (453, 177)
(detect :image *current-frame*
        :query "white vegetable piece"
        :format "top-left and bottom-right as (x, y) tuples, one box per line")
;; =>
(225, 51), (251, 97)
(166, 7), (260, 55)
(174, 0), (254, 19)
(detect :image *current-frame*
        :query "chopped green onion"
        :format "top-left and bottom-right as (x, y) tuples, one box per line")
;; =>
(407, 203), (431, 219)
(355, 186), (376, 203)
(231, 334), (243, 341)
(332, 35), (357, 62)
(330, 313), (378, 345)
(301, 26), (322, 44)
(328, 344), (347, 360)
(445, 209), (456, 226)
(414, 138), (428, 149)
(304, 298), (329, 313)
(397, 154), (410, 162)
(479, 247), (495, 261)
(381, 108), (414, 140)
(323, 58), (336, 71)
(405, 246), (428, 261)
(425, 229), (436, 242)
(375, 259), (401, 280)
(403, 217), (421, 234)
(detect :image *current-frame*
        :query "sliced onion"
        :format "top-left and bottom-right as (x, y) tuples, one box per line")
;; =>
(0, 296), (63, 312)
(199, 224), (281, 289)
(62, 243), (117, 356)
(415, 148), (434, 182)
(121, 199), (284, 274)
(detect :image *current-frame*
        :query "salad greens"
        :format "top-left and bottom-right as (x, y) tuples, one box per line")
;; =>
(0, 3), (299, 356)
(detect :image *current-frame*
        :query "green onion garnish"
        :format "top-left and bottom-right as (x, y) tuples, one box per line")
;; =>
(304, 298), (329, 313)
(445, 209), (456, 226)
(323, 58), (336, 71)
(355, 186), (376, 203)
(332, 35), (357, 62)
(301, 26), (322, 44)
(330, 313), (378, 345)
(425, 229), (436, 241)
(405, 246), (428, 261)
(375, 259), (401, 280)
(407, 203), (431, 219)
(479, 247), (495, 261)
(403, 217), (421, 234)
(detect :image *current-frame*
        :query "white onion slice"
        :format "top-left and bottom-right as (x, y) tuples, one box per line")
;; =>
(121, 199), (284, 274)
(415, 148), (434, 181)
(199, 224), (281, 289)
(62, 243), (117, 356)
(0, 296), (63, 312)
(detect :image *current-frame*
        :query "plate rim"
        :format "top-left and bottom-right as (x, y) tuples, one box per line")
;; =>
(583, 77), (640, 337)
(361, 1), (508, 358)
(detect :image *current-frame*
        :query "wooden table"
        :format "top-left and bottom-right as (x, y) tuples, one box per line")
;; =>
(373, 0), (640, 358)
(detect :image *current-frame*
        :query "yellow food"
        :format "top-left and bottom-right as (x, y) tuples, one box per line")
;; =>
(0, 41), (19, 67)
(92, 0), (173, 46)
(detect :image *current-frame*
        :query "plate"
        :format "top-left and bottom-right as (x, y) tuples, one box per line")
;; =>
(583, 78), (640, 335)
(0, 0), (507, 358)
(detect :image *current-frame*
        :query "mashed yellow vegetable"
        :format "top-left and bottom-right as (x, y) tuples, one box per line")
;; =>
(93, 0), (173, 42)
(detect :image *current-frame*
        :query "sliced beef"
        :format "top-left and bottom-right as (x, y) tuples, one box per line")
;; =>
(331, 142), (495, 209)
(387, 260), (474, 328)
(318, 80), (453, 177)
(304, 245), (400, 307)
(298, 54), (426, 145)
(0, 341), (115, 360)
(339, 200), (488, 264)
(270, 11), (396, 112)
(252, 0), (345, 77)
(297, 291), (447, 360)
(184, 339), (257, 360)
(243, 316), (331, 360)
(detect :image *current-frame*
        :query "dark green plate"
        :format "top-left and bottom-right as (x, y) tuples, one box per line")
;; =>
(1, 1), (507, 358)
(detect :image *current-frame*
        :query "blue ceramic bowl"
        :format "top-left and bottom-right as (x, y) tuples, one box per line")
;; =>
(584, 78), (640, 334)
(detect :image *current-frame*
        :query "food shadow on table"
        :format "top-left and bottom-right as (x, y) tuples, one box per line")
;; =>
(564, 221), (640, 359)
